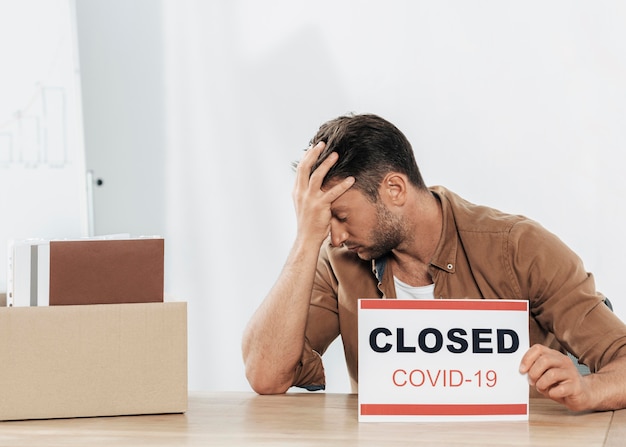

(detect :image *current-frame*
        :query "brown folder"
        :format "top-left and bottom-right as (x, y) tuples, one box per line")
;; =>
(49, 238), (164, 305)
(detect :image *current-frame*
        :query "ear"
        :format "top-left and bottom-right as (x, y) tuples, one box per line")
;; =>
(380, 173), (407, 206)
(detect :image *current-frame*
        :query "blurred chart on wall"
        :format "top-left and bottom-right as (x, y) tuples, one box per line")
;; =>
(0, 0), (88, 294)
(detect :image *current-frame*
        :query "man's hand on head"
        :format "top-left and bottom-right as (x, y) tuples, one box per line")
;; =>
(292, 141), (355, 245)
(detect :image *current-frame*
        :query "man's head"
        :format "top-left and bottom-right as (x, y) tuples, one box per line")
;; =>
(309, 113), (427, 202)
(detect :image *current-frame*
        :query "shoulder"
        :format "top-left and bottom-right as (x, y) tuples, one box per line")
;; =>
(315, 240), (380, 298)
(432, 185), (529, 234)
(433, 186), (570, 255)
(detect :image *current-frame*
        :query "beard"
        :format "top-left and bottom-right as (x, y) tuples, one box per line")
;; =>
(354, 202), (407, 261)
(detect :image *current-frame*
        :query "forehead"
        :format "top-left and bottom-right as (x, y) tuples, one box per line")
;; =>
(327, 184), (374, 214)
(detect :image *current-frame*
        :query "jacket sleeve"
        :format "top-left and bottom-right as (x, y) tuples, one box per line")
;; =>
(509, 220), (626, 372)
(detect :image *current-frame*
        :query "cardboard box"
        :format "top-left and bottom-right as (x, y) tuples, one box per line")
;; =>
(0, 301), (187, 421)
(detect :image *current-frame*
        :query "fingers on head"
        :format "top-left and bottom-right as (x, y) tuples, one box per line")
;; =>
(297, 142), (325, 172)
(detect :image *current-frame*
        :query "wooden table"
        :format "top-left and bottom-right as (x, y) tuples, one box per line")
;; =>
(0, 393), (623, 446)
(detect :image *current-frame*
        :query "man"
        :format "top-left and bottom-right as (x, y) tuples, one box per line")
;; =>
(242, 113), (626, 411)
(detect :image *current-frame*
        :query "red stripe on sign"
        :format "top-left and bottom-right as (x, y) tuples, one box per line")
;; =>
(359, 299), (527, 311)
(360, 403), (528, 416)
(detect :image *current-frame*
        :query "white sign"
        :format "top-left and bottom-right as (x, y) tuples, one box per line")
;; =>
(358, 299), (529, 422)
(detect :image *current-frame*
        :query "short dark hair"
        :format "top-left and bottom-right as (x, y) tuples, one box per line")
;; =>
(309, 113), (427, 201)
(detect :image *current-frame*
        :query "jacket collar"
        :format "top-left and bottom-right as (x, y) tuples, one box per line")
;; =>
(428, 186), (458, 274)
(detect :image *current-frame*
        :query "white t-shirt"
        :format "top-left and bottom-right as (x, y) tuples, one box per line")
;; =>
(394, 276), (435, 300)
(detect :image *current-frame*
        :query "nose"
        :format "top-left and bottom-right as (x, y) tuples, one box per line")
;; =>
(329, 220), (348, 247)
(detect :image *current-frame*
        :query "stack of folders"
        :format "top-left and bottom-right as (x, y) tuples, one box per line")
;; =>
(6, 235), (164, 307)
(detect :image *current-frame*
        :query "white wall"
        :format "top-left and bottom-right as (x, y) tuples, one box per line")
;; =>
(76, 0), (166, 238)
(77, 0), (626, 393)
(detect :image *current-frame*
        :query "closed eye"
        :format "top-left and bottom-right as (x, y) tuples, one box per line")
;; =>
(332, 213), (348, 223)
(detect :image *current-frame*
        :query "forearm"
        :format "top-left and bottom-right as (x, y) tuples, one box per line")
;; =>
(242, 140), (355, 394)
(523, 344), (626, 412)
(583, 355), (626, 411)
(242, 238), (321, 394)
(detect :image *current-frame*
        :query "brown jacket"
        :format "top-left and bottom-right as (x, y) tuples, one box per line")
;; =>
(293, 186), (626, 391)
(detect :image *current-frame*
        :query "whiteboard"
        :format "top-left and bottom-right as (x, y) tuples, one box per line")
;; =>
(0, 0), (88, 293)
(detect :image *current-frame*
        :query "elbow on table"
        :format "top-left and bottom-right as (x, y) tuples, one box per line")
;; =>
(245, 365), (292, 395)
